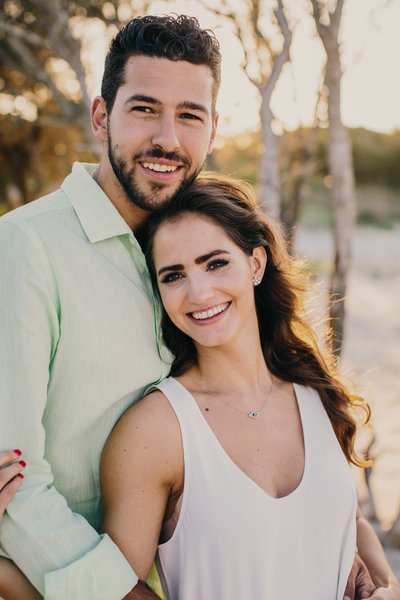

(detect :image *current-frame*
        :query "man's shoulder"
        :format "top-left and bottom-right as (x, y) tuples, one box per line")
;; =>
(0, 162), (98, 230)
(0, 187), (70, 227)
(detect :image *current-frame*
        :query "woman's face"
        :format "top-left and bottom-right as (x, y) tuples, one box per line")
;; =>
(152, 212), (266, 351)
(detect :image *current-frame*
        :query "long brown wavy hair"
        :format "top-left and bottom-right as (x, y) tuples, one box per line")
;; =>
(138, 172), (370, 466)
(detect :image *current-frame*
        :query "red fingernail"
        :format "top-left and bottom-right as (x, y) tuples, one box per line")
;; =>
(17, 473), (24, 479)
(14, 449), (22, 456)
(19, 461), (26, 468)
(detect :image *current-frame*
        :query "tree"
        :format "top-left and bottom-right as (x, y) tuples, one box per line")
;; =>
(310, 0), (357, 357)
(0, 0), (150, 206)
(196, 0), (293, 219)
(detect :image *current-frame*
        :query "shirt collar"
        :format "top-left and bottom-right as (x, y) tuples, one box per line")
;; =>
(61, 162), (133, 243)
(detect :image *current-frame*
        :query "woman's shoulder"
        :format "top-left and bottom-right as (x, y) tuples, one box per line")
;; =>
(117, 384), (178, 439)
(103, 383), (183, 488)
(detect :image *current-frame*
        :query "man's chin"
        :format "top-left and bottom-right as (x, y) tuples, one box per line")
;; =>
(127, 191), (176, 212)
(141, 184), (185, 210)
(126, 172), (197, 211)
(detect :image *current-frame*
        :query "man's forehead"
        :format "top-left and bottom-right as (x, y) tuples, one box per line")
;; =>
(121, 55), (214, 102)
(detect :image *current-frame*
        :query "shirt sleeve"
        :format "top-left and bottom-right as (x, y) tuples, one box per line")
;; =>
(0, 221), (138, 598)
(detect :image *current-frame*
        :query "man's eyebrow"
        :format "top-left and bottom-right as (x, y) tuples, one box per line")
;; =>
(178, 101), (209, 115)
(125, 94), (160, 106)
(157, 250), (230, 276)
(124, 96), (208, 116)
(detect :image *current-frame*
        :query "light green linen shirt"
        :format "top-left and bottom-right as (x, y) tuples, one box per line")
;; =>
(0, 162), (171, 599)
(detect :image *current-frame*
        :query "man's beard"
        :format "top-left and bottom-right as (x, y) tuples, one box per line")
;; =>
(107, 137), (200, 212)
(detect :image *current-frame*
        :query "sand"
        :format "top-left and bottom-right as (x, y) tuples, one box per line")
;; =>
(295, 224), (400, 576)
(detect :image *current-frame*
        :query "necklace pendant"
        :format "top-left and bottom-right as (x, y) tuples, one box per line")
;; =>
(248, 410), (260, 419)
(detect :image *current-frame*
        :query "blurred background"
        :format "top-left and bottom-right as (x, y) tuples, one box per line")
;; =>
(1, 0), (399, 573)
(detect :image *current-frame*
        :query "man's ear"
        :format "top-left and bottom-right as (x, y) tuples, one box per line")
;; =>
(251, 246), (267, 281)
(91, 96), (108, 143)
(207, 111), (219, 155)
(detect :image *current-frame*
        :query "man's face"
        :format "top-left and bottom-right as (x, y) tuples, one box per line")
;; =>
(105, 55), (218, 212)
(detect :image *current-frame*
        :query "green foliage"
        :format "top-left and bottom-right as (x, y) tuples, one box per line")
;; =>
(211, 133), (261, 185)
(212, 127), (400, 228)
(350, 128), (400, 187)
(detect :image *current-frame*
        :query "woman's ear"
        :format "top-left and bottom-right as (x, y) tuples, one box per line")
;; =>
(251, 246), (267, 283)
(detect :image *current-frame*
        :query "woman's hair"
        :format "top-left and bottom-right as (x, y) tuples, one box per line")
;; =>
(138, 172), (370, 466)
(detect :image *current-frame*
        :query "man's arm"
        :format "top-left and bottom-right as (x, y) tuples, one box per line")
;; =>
(0, 221), (137, 599)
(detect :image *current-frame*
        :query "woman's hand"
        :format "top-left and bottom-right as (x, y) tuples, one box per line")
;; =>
(0, 449), (26, 518)
(366, 581), (400, 599)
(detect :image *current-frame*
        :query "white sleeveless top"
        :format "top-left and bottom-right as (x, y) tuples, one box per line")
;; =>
(155, 377), (357, 600)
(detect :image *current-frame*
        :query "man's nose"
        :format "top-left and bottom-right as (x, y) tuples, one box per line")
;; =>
(151, 115), (180, 153)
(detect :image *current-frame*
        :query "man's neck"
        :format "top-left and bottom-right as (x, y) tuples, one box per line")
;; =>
(92, 165), (149, 232)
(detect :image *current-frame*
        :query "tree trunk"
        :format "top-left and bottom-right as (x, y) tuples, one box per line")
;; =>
(311, 0), (357, 357)
(259, 90), (281, 219)
(325, 41), (357, 356)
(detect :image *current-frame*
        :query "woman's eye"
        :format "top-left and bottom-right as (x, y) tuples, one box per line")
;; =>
(160, 272), (184, 284)
(207, 259), (229, 271)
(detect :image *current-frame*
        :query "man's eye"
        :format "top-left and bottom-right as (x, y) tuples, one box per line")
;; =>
(132, 106), (154, 114)
(181, 113), (202, 121)
(160, 272), (184, 284)
(207, 259), (229, 271)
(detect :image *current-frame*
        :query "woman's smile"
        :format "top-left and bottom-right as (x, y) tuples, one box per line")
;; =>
(187, 301), (231, 325)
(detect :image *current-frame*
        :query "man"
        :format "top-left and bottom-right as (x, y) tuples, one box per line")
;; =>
(0, 13), (392, 600)
(0, 15), (218, 599)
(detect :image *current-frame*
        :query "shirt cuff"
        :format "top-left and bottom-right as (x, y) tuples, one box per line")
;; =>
(44, 534), (138, 600)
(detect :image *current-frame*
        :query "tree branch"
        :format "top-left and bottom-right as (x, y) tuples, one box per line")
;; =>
(310, 0), (330, 38)
(0, 19), (49, 51)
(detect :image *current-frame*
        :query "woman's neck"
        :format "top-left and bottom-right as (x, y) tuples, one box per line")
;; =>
(183, 336), (272, 399)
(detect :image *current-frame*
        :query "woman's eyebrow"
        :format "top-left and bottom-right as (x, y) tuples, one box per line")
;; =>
(157, 250), (230, 276)
(194, 249), (230, 264)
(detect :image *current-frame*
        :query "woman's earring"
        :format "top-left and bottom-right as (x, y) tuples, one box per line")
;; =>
(252, 275), (262, 286)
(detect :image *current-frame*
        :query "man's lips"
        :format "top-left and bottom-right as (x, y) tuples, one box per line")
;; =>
(141, 161), (180, 173)
(138, 158), (187, 179)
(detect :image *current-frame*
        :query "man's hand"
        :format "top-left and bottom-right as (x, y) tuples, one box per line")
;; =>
(344, 553), (375, 599)
(123, 580), (162, 599)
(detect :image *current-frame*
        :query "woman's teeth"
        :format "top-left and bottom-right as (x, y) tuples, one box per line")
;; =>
(191, 303), (229, 320)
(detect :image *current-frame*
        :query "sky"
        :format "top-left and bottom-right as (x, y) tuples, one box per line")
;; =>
(6, 0), (396, 140)
(89, 0), (397, 139)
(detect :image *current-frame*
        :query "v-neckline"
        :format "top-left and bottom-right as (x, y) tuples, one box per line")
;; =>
(170, 377), (308, 502)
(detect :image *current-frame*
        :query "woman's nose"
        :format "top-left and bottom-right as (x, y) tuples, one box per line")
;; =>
(186, 274), (214, 305)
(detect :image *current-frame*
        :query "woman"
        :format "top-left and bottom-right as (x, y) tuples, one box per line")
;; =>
(101, 173), (399, 599)
(0, 174), (398, 599)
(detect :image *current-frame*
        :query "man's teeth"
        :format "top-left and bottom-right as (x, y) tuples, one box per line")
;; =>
(191, 303), (229, 320)
(142, 162), (178, 173)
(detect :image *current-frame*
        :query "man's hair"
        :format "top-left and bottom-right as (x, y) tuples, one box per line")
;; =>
(101, 14), (221, 114)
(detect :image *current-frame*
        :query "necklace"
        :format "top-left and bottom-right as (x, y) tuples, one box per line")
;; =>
(217, 376), (274, 419)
